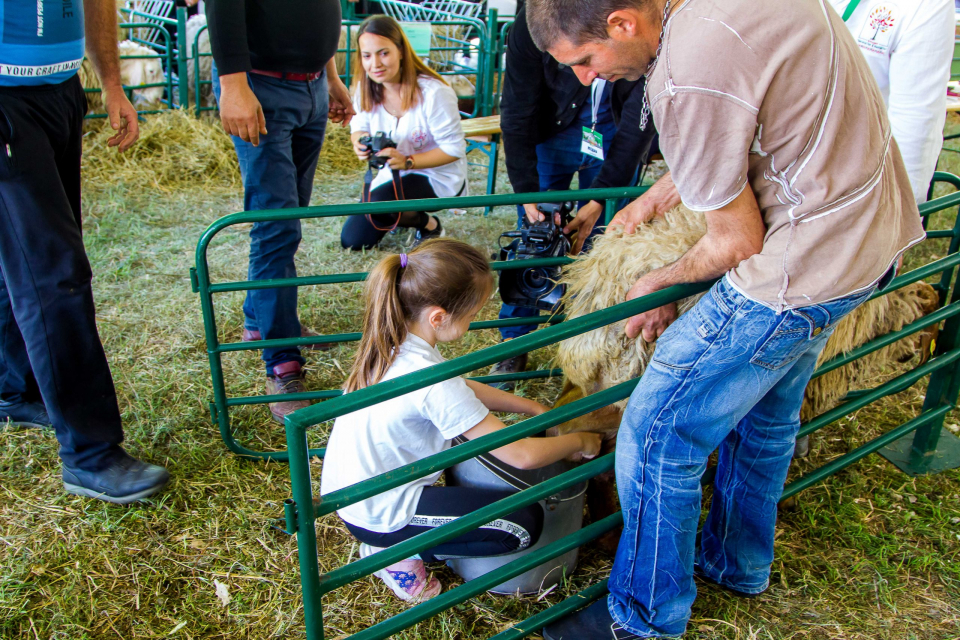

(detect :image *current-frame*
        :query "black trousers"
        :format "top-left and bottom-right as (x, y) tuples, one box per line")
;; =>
(340, 173), (444, 250)
(0, 76), (123, 470)
(344, 486), (544, 562)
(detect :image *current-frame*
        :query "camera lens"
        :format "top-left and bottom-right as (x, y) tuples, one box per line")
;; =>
(521, 267), (552, 294)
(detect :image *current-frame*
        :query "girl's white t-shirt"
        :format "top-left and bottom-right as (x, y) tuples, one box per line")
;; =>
(350, 75), (468, 198)
(320, 334), (489, 533)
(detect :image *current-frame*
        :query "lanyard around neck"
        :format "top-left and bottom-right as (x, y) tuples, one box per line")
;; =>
(842, 0), (863, 21)
(590, 78), (606, 129)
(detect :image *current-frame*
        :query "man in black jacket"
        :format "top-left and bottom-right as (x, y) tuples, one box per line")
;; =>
(206, 0), (354, 422)
(489, 6), (656, 384)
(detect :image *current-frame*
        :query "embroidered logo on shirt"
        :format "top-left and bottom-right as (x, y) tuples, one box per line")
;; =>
(411, 127), (428, 150)
(857, 5), (897, 55)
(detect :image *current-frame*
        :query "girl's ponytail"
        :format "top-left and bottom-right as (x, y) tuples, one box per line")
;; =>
(345, 254), (408, 393)
(344, 238), (493, 393)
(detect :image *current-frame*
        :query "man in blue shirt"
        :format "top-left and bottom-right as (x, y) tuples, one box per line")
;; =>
(0, 0), (169, 503)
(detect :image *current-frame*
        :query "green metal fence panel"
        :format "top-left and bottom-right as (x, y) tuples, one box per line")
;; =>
(193, 185), (648, 460)
(195, 174), (960, 639)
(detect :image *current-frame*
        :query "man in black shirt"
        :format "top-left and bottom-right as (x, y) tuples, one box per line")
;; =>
(206, 0), (354, 422)
(489, 7), (656, 385)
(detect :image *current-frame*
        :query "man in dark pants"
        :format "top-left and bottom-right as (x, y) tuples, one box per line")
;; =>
(0, 0), (169, 503)
(206, 0), (355, 423)
(488, 6), (655, 387)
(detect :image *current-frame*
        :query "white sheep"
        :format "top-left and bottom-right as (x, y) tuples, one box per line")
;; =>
(185, 14), (214, 109)
(79, 40), (165, 113)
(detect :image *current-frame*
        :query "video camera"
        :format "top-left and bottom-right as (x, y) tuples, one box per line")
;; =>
(498, 201), (575, 312)
(359, 131), (397, 170)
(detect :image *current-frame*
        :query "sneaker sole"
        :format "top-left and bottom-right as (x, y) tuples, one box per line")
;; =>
(64, 479), (169, 505)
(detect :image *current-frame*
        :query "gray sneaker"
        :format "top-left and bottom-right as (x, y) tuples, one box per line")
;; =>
(63, 450), (170, 505)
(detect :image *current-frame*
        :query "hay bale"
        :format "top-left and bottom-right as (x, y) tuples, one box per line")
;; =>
(82, 110), (241, 191)
(81, 110), (364, 192)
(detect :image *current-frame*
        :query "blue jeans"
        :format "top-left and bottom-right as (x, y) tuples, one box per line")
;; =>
(499, 116), (620, 340)
(608, 277), (875, 637)
(212, 64), (329, 373)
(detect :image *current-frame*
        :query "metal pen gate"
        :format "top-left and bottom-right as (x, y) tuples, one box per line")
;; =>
(192, 176), (960, 639)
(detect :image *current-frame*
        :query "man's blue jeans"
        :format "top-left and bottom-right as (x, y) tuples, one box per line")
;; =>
(608, 277), (875, 637)
(212, 65), (329, 373)
(499, 117), (618, 340)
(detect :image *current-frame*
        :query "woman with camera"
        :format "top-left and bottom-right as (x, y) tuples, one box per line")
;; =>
(342, 15), (467, 250)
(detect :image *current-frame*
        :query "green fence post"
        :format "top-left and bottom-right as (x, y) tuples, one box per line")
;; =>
(604, 198), (617, 224)
(484, 8), (499, 116)
(880, 182), (960, 475)
(286, 423), (325, 640)
(176, 5), (189, 110)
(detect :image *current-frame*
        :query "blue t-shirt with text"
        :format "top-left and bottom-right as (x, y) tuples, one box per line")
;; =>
(0, 0), (85, 86)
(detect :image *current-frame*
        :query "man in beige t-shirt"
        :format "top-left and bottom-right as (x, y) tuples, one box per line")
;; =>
(524, 0), (924, 638)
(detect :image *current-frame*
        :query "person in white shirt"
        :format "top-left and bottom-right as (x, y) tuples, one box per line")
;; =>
(830, 0), (954, 204)
(342, 15), (468, 250)
(320, 238), (601, 602)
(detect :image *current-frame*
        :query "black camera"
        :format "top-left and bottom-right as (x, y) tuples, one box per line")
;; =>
(498, 201), (575, 312)
(359, 131), (397, 170)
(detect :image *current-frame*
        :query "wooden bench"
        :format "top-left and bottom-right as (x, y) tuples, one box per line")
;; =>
(462, 115), (502, 213)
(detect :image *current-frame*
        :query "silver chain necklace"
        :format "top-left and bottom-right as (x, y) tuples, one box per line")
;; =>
(639, 0), (671, 131)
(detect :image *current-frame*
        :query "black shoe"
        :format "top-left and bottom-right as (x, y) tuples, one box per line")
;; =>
(0, 399), (52, 429)
(486, 351), (528, 391)
(542, 600), (643, 640)
(412, 216), (444, 247)
(63, 450), (170, 505)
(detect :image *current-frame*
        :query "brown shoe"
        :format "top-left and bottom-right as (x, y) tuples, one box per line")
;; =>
(242, 325), (334, 351)
(486, 351), (528, 391)
(266, 361), (311, 423)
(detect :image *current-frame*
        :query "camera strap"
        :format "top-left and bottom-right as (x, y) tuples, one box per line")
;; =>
(362, 167), (406, 232)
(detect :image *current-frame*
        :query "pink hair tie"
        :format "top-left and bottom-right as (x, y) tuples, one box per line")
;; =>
(400, 253), (408, 268)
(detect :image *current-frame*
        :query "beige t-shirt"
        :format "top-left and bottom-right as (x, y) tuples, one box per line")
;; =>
(648, 0), (925, 309)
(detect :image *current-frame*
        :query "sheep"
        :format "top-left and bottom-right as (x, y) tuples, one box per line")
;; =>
(185, 14), (214, 109)
(79, 40), (165, 114)
(552, 205), (937, 434)
(547, 205), (938, 551)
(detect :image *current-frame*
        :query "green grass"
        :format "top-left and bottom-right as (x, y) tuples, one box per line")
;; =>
(0, 117), (959, 639)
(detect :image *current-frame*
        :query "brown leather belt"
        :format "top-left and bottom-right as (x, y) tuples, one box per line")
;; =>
(250, 69), (323, 82)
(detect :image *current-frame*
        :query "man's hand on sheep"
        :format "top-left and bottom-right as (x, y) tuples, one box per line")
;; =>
(609, 172), (681, 234)
(101, 85), (140, 152)
(218, 73), (268, 146)
(624, 275), (679, 342)
(564, 200), (603, 254)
